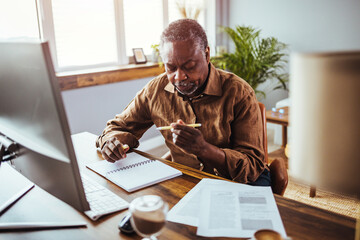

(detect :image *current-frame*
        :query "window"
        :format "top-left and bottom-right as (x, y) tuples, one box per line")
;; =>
(26, 0), (212, 72)
(51, 0), (118, 69)
(123, 0), (164, 56)
(0, 0), (39, 39)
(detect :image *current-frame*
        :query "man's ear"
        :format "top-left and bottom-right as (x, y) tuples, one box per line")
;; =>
(205, 46), (210, 64)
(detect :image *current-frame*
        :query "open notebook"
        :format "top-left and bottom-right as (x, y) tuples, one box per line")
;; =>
(86, 153), (182, 192)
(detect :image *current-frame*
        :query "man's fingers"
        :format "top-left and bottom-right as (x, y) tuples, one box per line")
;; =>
(105, 157), (115, 163)
(107, 141), (122, 159)
(173, 136), (187, 147)
(172, 123), (198, 134)
(176, 133), (193, 143)
(172, 127), (196, 139)
(102, 147), (116, 162)
(101, 138), (130, 162)
(172, 124), (200, 147)
(114, 139), (129, 158)
(177, 119), (185, 124)
(170, 119), (185, 129)
(172, 131), (195, 148)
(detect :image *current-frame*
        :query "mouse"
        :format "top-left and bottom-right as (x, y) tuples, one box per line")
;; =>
(118, 212), (134, 234)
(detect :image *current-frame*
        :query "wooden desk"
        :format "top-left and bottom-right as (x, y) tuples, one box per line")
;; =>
(0, 132), (355, 240)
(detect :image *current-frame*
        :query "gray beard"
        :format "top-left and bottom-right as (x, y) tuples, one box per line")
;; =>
(174, 81), (197, 96)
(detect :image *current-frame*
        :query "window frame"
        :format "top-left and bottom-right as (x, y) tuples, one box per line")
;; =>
(37, 0), (215, 72)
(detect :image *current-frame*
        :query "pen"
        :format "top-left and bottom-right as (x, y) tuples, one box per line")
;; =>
(156, 123), (202, 130)
(96, 144), (129, 154)
(0, 222), (87, 230)
(0, 183), (34, 215)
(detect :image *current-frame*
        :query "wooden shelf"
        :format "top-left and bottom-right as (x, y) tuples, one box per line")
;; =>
(57, 63), (165, 91)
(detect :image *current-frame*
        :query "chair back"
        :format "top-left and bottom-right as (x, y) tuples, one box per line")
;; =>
(258, 102), (268, 163)
(258, 102), (288, 196)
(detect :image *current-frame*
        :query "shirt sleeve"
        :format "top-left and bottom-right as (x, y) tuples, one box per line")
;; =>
(96, 85), (153, 150)
(222, 89), (267, 183)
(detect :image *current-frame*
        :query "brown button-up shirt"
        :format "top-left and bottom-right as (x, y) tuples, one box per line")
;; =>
(96, 64), (266, 183)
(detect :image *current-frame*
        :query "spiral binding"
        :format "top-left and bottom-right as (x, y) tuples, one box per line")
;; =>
(106, 159), (155, 175)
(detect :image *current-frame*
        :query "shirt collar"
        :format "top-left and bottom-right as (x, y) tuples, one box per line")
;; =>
(164, 63), (222, 97)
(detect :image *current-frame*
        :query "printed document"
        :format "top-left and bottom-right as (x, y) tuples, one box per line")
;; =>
(167, 178), (287, 238)
(167, 178), (253, 226)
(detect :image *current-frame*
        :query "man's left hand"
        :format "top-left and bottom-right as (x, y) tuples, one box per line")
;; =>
(170, 119), (208, 156)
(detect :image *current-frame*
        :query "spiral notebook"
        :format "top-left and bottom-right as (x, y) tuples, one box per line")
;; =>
(86, 153), (182, 192)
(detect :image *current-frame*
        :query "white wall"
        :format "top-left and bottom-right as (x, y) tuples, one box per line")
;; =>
(61, 77), (161, 141)
(228, 0), (360, 109)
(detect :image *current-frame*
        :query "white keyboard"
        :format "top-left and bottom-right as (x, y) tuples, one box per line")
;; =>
(81, 174), (129, 221)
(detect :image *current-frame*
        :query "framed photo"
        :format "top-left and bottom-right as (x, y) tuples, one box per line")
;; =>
(132, 48), (147, 64)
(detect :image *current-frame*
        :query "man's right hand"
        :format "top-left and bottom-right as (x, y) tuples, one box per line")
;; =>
(101, 137), (129, 163)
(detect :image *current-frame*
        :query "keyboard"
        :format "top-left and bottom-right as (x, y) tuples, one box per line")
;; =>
(81, 174), (129, 221)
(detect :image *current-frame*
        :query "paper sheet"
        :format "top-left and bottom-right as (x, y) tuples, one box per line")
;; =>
(167, 178), (287, 238)
(166, 178), (253, 227)
(197, 184), (287, 238)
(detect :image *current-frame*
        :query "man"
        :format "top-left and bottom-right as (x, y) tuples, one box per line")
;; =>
(96, 19), (270, 186)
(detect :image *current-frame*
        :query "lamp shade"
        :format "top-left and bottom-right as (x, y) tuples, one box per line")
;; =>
(289, 51), (360, 198)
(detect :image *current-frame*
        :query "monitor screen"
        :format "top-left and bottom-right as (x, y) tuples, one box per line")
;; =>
(0, 40), (90, 212)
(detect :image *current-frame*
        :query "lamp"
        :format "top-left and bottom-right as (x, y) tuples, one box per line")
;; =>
(289, 51), (360, 240)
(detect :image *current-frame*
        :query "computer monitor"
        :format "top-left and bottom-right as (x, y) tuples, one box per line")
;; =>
(0, 40), (90, 212)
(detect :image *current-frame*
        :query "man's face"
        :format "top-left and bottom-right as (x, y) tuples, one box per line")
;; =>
(161, 39), (210, 98)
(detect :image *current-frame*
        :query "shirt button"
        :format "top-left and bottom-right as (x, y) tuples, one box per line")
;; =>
(200, 94), (204, 98)
(199, 163), (204, 171)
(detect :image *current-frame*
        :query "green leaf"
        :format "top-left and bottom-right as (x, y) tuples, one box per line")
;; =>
(211, 25), (289, 94)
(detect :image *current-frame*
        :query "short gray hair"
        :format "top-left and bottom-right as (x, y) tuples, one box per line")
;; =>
(160, 19), (208, 56)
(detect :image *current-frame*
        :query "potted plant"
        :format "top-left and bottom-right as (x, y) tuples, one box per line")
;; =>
(151, 44), (162, 64)
(211, 25), (288, 98)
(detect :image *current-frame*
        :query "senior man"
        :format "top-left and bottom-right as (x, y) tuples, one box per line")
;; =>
(96, 19), (270, 186)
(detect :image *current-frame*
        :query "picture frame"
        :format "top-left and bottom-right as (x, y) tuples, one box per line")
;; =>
(132, 48), (147, 64)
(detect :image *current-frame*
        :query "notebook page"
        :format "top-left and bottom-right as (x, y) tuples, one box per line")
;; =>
(86, 153), (182, 192)
(86, 153), (150, 176)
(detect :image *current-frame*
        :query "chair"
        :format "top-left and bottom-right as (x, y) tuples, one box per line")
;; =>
(258, 102), (288, 196)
